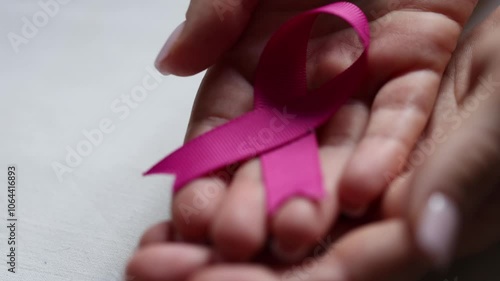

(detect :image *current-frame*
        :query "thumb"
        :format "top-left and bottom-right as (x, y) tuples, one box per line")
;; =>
(155, 0), (259, 76)
(407, 68), (500, 268)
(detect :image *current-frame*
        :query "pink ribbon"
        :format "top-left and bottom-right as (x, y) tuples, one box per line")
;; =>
(145, 2), (370, 214)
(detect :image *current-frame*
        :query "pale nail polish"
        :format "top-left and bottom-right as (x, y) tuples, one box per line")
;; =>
(155, 21), (185, 75)
(416, 192), (460, 269)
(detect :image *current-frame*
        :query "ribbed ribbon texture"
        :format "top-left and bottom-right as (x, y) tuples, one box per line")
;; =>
(145, 2), (371, 214)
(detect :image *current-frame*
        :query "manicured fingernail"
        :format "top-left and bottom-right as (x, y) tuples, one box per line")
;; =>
(155, 21), (185, 75)
(416, 192), (460, 269)
(271, 240), (308, 263)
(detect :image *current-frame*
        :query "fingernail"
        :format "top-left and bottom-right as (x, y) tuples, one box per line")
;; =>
(271, 240), (309, 263)
(155, 21), (185, 75)
(416, 192), (460, 269)
(342, 204), (368, 218)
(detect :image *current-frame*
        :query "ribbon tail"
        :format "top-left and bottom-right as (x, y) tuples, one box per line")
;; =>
(262, 133), (325, 214)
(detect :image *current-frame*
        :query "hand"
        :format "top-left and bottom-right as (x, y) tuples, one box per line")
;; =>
(389, 5), (500, 268)
(151, 0), (479, 262)
(126, 6), (500, 281)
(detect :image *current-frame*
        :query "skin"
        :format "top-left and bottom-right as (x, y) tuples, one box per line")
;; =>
(154, 0), (478, 262)
(127, 8), (500, 280)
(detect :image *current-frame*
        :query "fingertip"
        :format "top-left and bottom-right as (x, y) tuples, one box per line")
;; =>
(271, 198), (333, 263)
(127, 244), (212, 281)
(381, 172), (413, 218)
(154, 21), (186, 76)
(414, 192), (460, 270)
(330, 220), (427, 281)
(154, 0), (258, 76)
(209, 159), (267, 261)
(171, 179), (226, 243)
(339, 140), (406, 216)
(138, 222), (172, 248)
(338, 165), (378, 217)
(210, 202), (265, 261)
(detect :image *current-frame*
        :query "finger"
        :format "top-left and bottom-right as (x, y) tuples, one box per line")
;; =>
(138, 222), (173, 248)
(361, 0), (477, 26)
(318, 220), (428, 281)
(337, 2), (478, 215)
(185, 64), (253, 142)
(270, 101), (369, 262)
(209, 102), (369, 263)
(171, 64), (253, 242)
(159, 0), (477, 77)
(155, 0), (259, 76)
(339, 70), (440, 215)
(189, 265), (275, 281)
(381, 170), (413, 219)
(309, 3), (467, 216)
(210, 159), (267, 261)
(189, 220), (428, 281)
(172, 177), (227, 242)
(127, 244), (213, 281)
(408, 65), (500, 269)
(321, 220), (426, 281)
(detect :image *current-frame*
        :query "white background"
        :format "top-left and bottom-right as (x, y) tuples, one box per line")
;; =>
(0, 1), (499, 281)
(1, 1), (197, 280)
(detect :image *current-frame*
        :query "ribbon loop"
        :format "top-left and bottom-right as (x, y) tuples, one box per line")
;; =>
(146, 2), (371, 214)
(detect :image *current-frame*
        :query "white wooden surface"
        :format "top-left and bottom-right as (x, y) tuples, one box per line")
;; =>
(0, 1), (499, 281)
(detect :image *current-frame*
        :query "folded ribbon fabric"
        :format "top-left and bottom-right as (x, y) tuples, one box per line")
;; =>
(145, 2), (370, 214)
